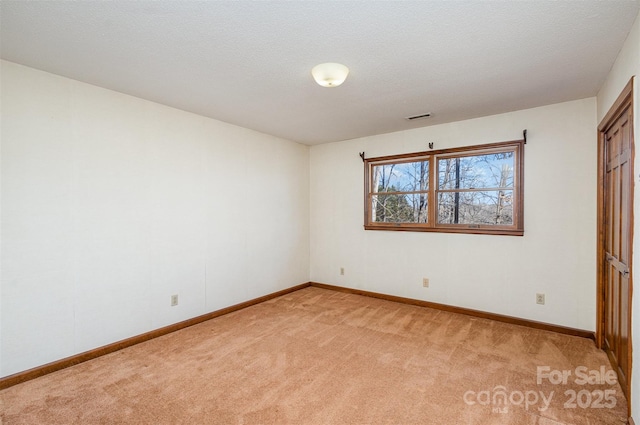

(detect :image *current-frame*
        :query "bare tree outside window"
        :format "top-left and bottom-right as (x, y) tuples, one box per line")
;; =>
(437, 152), (514, 225)
(364, 140), (524, 236)
(371, 158), (429, 223)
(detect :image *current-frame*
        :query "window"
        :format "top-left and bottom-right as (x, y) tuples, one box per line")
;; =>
(364, 140), (524, 235)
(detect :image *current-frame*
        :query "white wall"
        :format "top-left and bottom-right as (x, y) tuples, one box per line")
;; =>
(0, 60), (310, 377)
(597, 10), (640, 421)
(310, 98), (597, 331)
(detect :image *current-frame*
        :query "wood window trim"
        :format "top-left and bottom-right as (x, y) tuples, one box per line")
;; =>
(364, 139), (525, 236)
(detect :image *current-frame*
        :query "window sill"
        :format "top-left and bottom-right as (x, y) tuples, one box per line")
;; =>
(364, 225), (524, 236)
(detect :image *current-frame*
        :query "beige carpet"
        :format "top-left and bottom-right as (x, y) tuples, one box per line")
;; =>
(0, 287), (628, 424)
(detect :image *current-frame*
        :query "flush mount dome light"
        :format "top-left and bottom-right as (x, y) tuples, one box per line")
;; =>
(311, 62), (349, 87)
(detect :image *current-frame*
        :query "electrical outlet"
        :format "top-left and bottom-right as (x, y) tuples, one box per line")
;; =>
(171, 294), (178, 306)
(423, 278), (429, 288)
(340, 267), (345, 276)
(536, 293), (545, 305)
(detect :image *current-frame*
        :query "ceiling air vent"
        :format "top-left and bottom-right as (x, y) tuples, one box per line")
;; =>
(405, 113), (432, 121)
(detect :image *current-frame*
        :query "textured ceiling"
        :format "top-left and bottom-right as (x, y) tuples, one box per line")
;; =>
(1, 1), (639, 145)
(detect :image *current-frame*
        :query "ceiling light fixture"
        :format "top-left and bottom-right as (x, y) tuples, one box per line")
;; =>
(311, 63), (349, 87)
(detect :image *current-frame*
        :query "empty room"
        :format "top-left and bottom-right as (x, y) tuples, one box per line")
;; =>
(1, 1), (640, 424)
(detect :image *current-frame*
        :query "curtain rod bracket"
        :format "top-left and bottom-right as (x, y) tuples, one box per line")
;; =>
(359, 152), (366, 162)
(523, 129), (527, 144)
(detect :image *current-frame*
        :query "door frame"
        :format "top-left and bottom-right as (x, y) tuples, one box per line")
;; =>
(596, 77), (634, 409)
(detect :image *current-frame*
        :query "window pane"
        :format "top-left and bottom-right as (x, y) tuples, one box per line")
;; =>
(371, 194), (428, 223)
(372, 160), (429, 193)
(364, 140), (523, 235)
(438, 152), (514, 190)
(437, 190), (513, 225)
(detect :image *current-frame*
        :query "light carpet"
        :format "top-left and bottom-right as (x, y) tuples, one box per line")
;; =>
(0, 287), (628, 424)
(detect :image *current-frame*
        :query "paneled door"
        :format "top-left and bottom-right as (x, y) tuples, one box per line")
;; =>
(598, 78), (634, 406)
